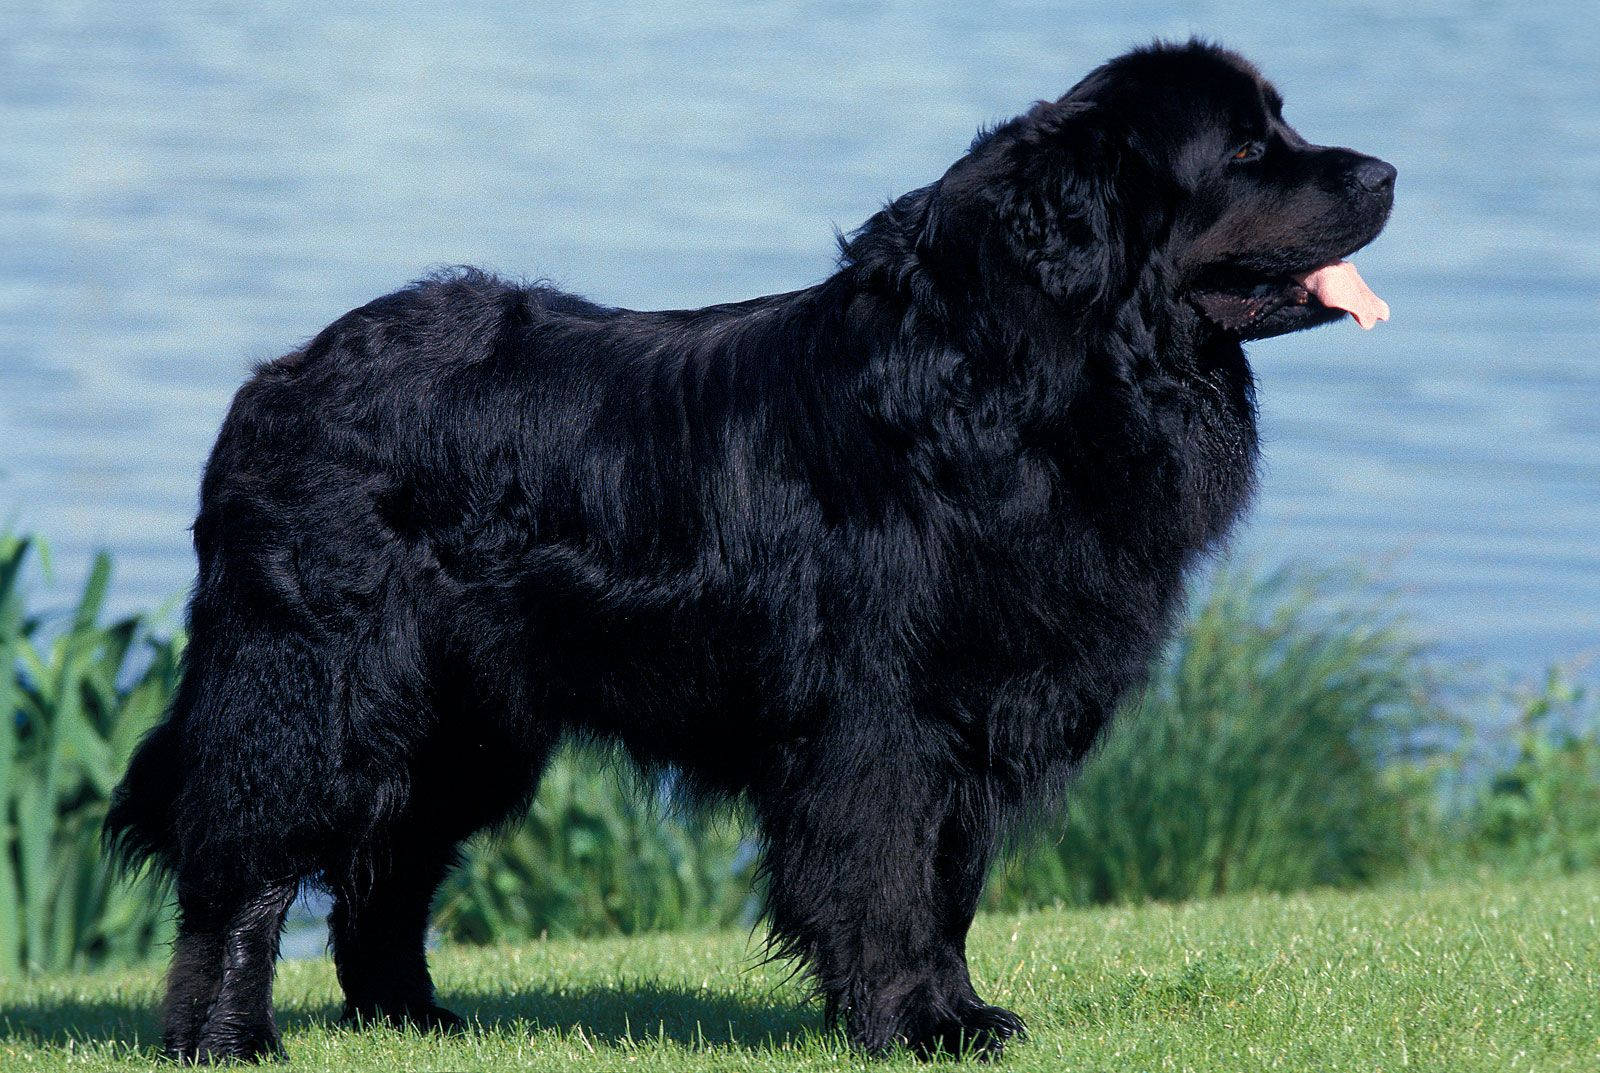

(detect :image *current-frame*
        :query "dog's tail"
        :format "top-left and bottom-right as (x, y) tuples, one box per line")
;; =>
(103, 699), (188, 877)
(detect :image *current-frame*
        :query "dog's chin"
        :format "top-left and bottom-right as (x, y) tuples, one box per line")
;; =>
(1188, 272), (1347, 341)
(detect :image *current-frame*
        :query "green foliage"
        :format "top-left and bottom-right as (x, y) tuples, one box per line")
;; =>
(0, 534), (181, 978)
(987, 566), (1442, 909)
(435, 754), (754, 942)
(1447, 669), (1600, 876)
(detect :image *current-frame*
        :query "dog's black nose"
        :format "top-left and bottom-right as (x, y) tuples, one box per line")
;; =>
(1352, 159), (1396, 194)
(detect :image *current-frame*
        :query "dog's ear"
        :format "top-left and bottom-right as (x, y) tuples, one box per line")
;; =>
(992, 101), (1128, 307)
(925, 101), (1127, 310)
(843, 102), (1130, 311)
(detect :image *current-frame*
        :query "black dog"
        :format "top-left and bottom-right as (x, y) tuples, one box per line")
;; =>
(107, 40), (1394, 1062)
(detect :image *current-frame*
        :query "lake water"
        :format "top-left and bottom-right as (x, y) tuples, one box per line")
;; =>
(2, 2), (1597, 672)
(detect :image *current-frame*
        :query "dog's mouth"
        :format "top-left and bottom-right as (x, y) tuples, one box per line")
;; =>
(1190, 260), (1389, 337)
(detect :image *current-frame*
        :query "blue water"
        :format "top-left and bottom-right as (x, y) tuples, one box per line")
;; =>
(2, 2), (1597, 671)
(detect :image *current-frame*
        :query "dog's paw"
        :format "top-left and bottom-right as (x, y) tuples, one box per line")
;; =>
(907, 1001), (1025, 1060)
(944, 1002), (1026, 1060)
(850, 997), (1026, 1061)
(403, 1004), (467, 1034)
(186, 1022), (286, 1064)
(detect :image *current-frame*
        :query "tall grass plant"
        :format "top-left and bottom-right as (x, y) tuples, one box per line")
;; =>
(0, 535), (179, 977)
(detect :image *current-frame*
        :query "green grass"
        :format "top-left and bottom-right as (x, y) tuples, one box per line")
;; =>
(4, 874), (1598, 1071)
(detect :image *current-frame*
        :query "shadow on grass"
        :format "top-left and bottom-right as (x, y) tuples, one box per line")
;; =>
(1, 983), (824, 1057)
(0, 995), (166, 1057)
(448, 982), (822, 1049)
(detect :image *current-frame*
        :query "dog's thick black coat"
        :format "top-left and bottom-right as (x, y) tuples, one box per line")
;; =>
(107, 41), (1393, 1062)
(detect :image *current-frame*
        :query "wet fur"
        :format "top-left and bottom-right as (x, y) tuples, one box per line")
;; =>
(107, 40), (1392, 1061)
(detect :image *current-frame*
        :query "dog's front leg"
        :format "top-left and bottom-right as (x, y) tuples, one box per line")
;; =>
(756, 725), (1023, 1058)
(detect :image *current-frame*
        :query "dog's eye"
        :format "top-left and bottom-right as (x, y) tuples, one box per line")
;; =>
(1230, 141), (1265, 163)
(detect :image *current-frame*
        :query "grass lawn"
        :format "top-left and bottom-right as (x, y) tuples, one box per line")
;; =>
(3, 873), (1598, 1071)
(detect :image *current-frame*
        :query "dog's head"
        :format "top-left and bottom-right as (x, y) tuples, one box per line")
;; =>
(910, 40), (1395, 341)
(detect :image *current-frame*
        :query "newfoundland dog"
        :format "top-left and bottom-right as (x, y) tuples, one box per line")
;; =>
(108, 40), (1394, 1062)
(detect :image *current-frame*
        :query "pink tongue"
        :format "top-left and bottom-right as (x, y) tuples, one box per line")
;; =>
(1296, 261), (1390, 329)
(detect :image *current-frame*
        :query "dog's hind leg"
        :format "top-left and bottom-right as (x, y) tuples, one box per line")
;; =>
(330, 842), (463, 1032)
(182, 878), (297, 1063)
(161, 898), (225, 1060)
